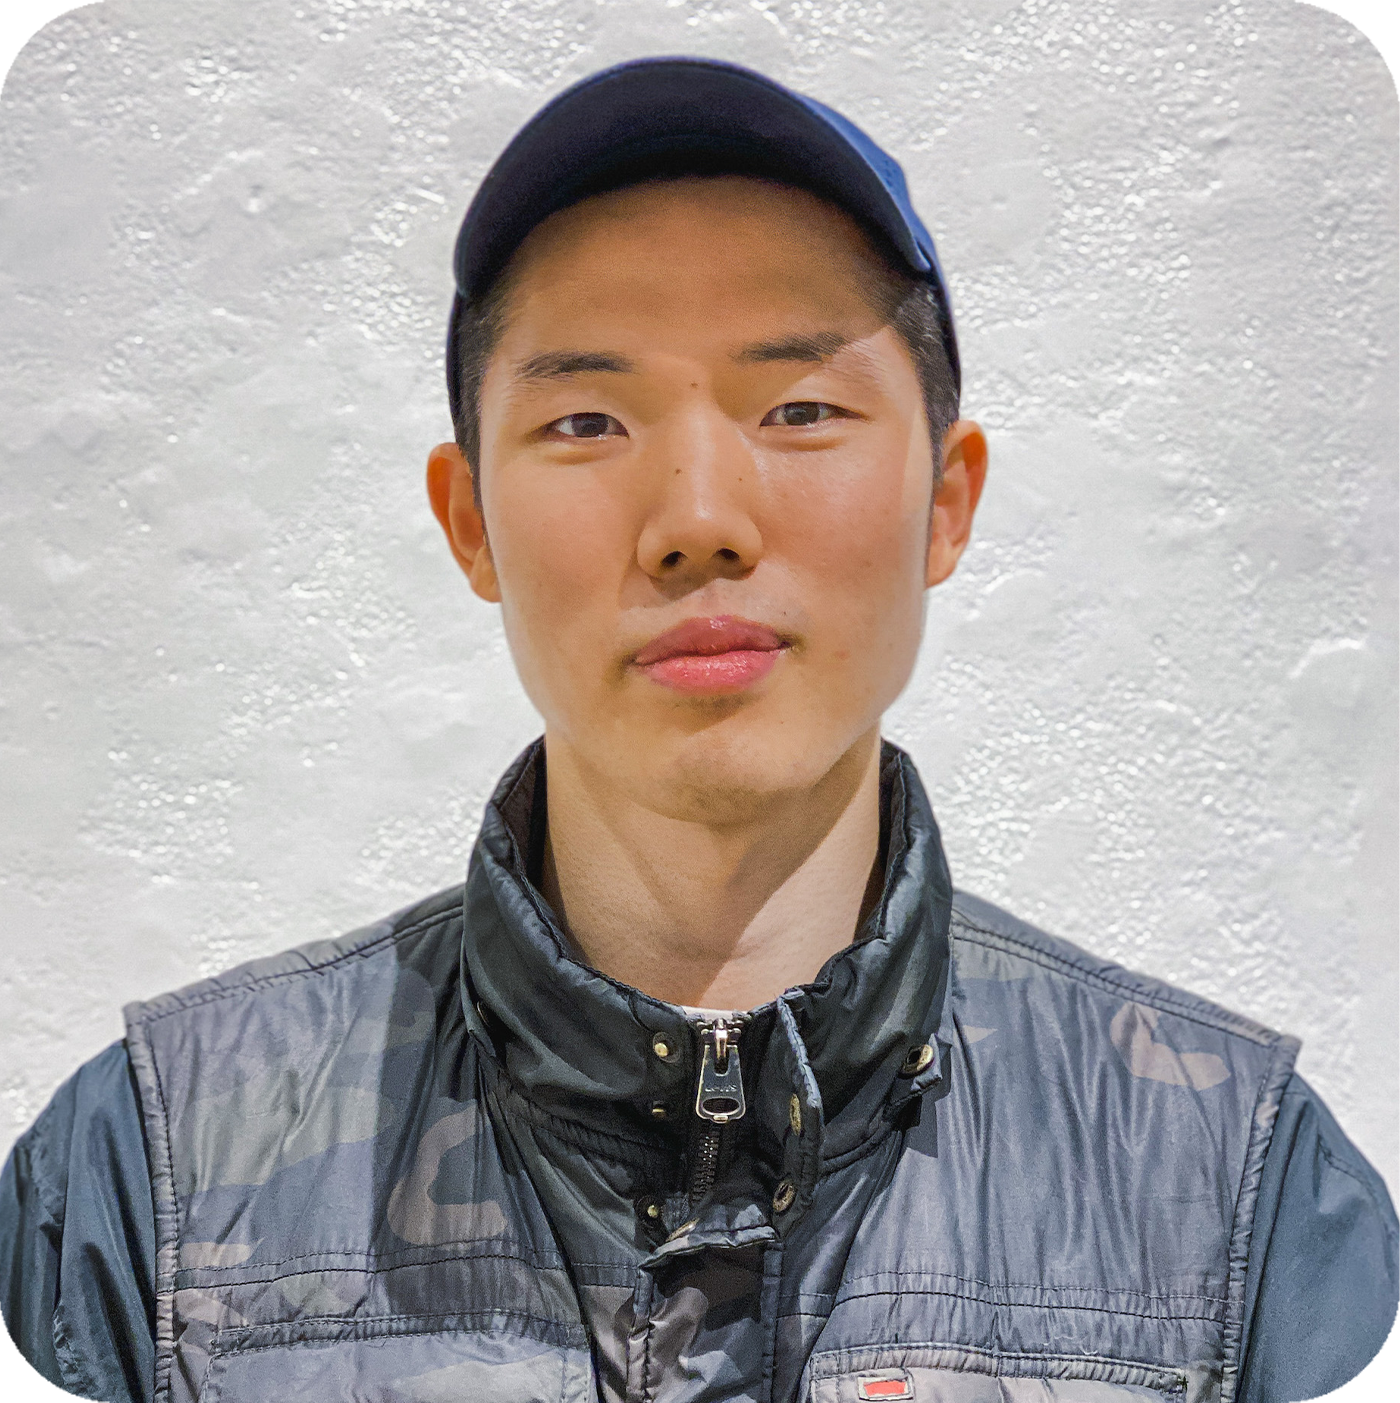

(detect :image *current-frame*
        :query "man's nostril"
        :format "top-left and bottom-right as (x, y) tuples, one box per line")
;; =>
(717, 548), (740, 562)
(662, 550), (684, 568)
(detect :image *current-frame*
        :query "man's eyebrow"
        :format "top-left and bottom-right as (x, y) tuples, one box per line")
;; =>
(512, 350), (636, 382)
(733, 332), (852, 365)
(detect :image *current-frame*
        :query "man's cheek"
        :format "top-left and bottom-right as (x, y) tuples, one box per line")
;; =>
(784, 504), (922, 594)
(493, 503), (604, 598)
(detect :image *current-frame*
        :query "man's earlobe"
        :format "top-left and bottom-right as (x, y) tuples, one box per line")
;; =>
(925, 419), (988, 589)
(425, 442), (502, 603)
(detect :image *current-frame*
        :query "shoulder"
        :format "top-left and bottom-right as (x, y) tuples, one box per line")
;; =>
(950, 889), (1294, 1051)
(4, 1040), (144, 1223)
(1268, 1072), (1397, 1244)
(1238, 1072), (1397, 1399)
(944, 889), (1299, 1203)
(123, 883), (464, 1034)
(119, 886), (473, 1237)
(1, 1040), (155, 1403)
(934, 892), (1308, 1356)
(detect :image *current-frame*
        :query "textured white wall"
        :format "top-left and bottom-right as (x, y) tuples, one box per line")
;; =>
(0, 0), (1395, 1194)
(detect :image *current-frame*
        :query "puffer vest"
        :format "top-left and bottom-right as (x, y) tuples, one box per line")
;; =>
(124, 742), (1298, 1403)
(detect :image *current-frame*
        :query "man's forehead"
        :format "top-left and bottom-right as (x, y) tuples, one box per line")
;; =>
(496, 175), (892, 314)
(478, 177), (902, 392)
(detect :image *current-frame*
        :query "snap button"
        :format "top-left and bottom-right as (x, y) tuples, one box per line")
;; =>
(788, 1094), (803, 1136)
(637, 1196), (663, 1224)
(899, 1043), (934, 1076)
(772, 1177), (796, 1214)
(668, 1218), (698, 1241)
(650, 1102), (669, 1120)
(652, 1032), (678, 1063)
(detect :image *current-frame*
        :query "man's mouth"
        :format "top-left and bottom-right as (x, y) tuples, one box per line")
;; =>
(631, 615), (788, 695)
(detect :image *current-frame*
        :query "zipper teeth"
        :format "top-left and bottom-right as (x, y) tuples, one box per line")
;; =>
(690, 1126), (722, 1204)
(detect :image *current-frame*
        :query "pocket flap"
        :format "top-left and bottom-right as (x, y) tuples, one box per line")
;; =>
(199, 1328), (594, 1403)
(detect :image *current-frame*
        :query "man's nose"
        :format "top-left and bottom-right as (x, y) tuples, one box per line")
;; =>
(635, 413), (763, 585)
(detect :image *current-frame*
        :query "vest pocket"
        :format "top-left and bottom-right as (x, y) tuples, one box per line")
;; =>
(805, 1345), (1191, 1402)
(197, 1323), (595, 1403)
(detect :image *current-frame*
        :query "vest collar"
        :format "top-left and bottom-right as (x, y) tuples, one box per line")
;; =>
(460, 738), (955, 1159)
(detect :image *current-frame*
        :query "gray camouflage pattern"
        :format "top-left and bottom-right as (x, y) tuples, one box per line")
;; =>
(124, 742), (1298, 1402)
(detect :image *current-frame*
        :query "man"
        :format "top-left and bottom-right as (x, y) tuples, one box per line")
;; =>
(1, 56), (1395, 1403)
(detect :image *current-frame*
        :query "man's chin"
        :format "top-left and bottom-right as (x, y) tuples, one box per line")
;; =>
(599, 717), (861, 825)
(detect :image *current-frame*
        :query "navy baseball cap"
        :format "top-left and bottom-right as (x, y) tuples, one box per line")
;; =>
(447, 56), (959, 423)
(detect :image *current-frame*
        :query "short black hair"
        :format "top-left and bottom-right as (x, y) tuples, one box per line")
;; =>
(447, 180), (960, 507)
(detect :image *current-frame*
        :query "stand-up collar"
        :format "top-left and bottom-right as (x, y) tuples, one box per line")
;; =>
(460, 739), (955, 1160)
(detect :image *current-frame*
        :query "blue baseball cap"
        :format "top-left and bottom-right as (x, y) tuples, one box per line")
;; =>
(447, 56), (959, 422)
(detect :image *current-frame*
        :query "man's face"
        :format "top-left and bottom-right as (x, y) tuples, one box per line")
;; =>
(431, 176), (983, 821)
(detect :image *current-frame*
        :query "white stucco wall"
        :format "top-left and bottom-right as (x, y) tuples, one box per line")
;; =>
(1, 0), (1395, 1198)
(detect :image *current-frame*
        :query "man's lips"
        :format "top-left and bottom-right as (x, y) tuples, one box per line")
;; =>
(631, 616), (788, 695)
(633, 616), (785, 665)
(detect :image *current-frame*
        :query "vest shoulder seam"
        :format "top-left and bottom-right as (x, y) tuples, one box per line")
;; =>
(125, 887), (463, 1028)
(1218, 1033), (1300, 1398)
(123, 1010), (182, 1398)
(950, 907), (1286, 1048)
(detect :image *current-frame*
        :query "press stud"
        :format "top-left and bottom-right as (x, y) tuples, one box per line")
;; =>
(899, 1043), (934, 1076)
(788, 1094), (803, 1136)
(669, 1218), (698, 1240)
(639, 1198), (662, 1222)
(772, 1178), (796, 1214)
(650, 1102), (669, 1120)
(652, 1033), (677, 1062)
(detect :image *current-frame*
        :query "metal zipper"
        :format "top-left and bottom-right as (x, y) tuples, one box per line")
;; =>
(689, 1017), (746, 1205)
(695, 1019), (746, 1123)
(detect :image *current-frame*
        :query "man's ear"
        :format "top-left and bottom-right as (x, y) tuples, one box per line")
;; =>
(426, 442), (501, 603)
(925, 419), (988, 589)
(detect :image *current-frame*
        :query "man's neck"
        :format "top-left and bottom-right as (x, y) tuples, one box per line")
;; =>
(537, 730), (884, 1009)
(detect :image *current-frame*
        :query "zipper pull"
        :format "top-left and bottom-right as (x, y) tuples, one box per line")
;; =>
(695, 1019), (746, 1124)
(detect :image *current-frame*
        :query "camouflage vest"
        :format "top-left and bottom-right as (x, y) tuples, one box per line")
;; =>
(124, 743), (1298, 1403)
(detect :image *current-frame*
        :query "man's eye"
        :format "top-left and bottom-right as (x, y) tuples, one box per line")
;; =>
(761, 401), (842, 427)
(547, 412), (626, 439)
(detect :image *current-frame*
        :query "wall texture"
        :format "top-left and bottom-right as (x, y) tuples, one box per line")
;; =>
(1, 0), (1395, 1190)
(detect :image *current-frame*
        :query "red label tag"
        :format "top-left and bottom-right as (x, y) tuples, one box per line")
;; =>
(856, 1376), (914, 1400)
